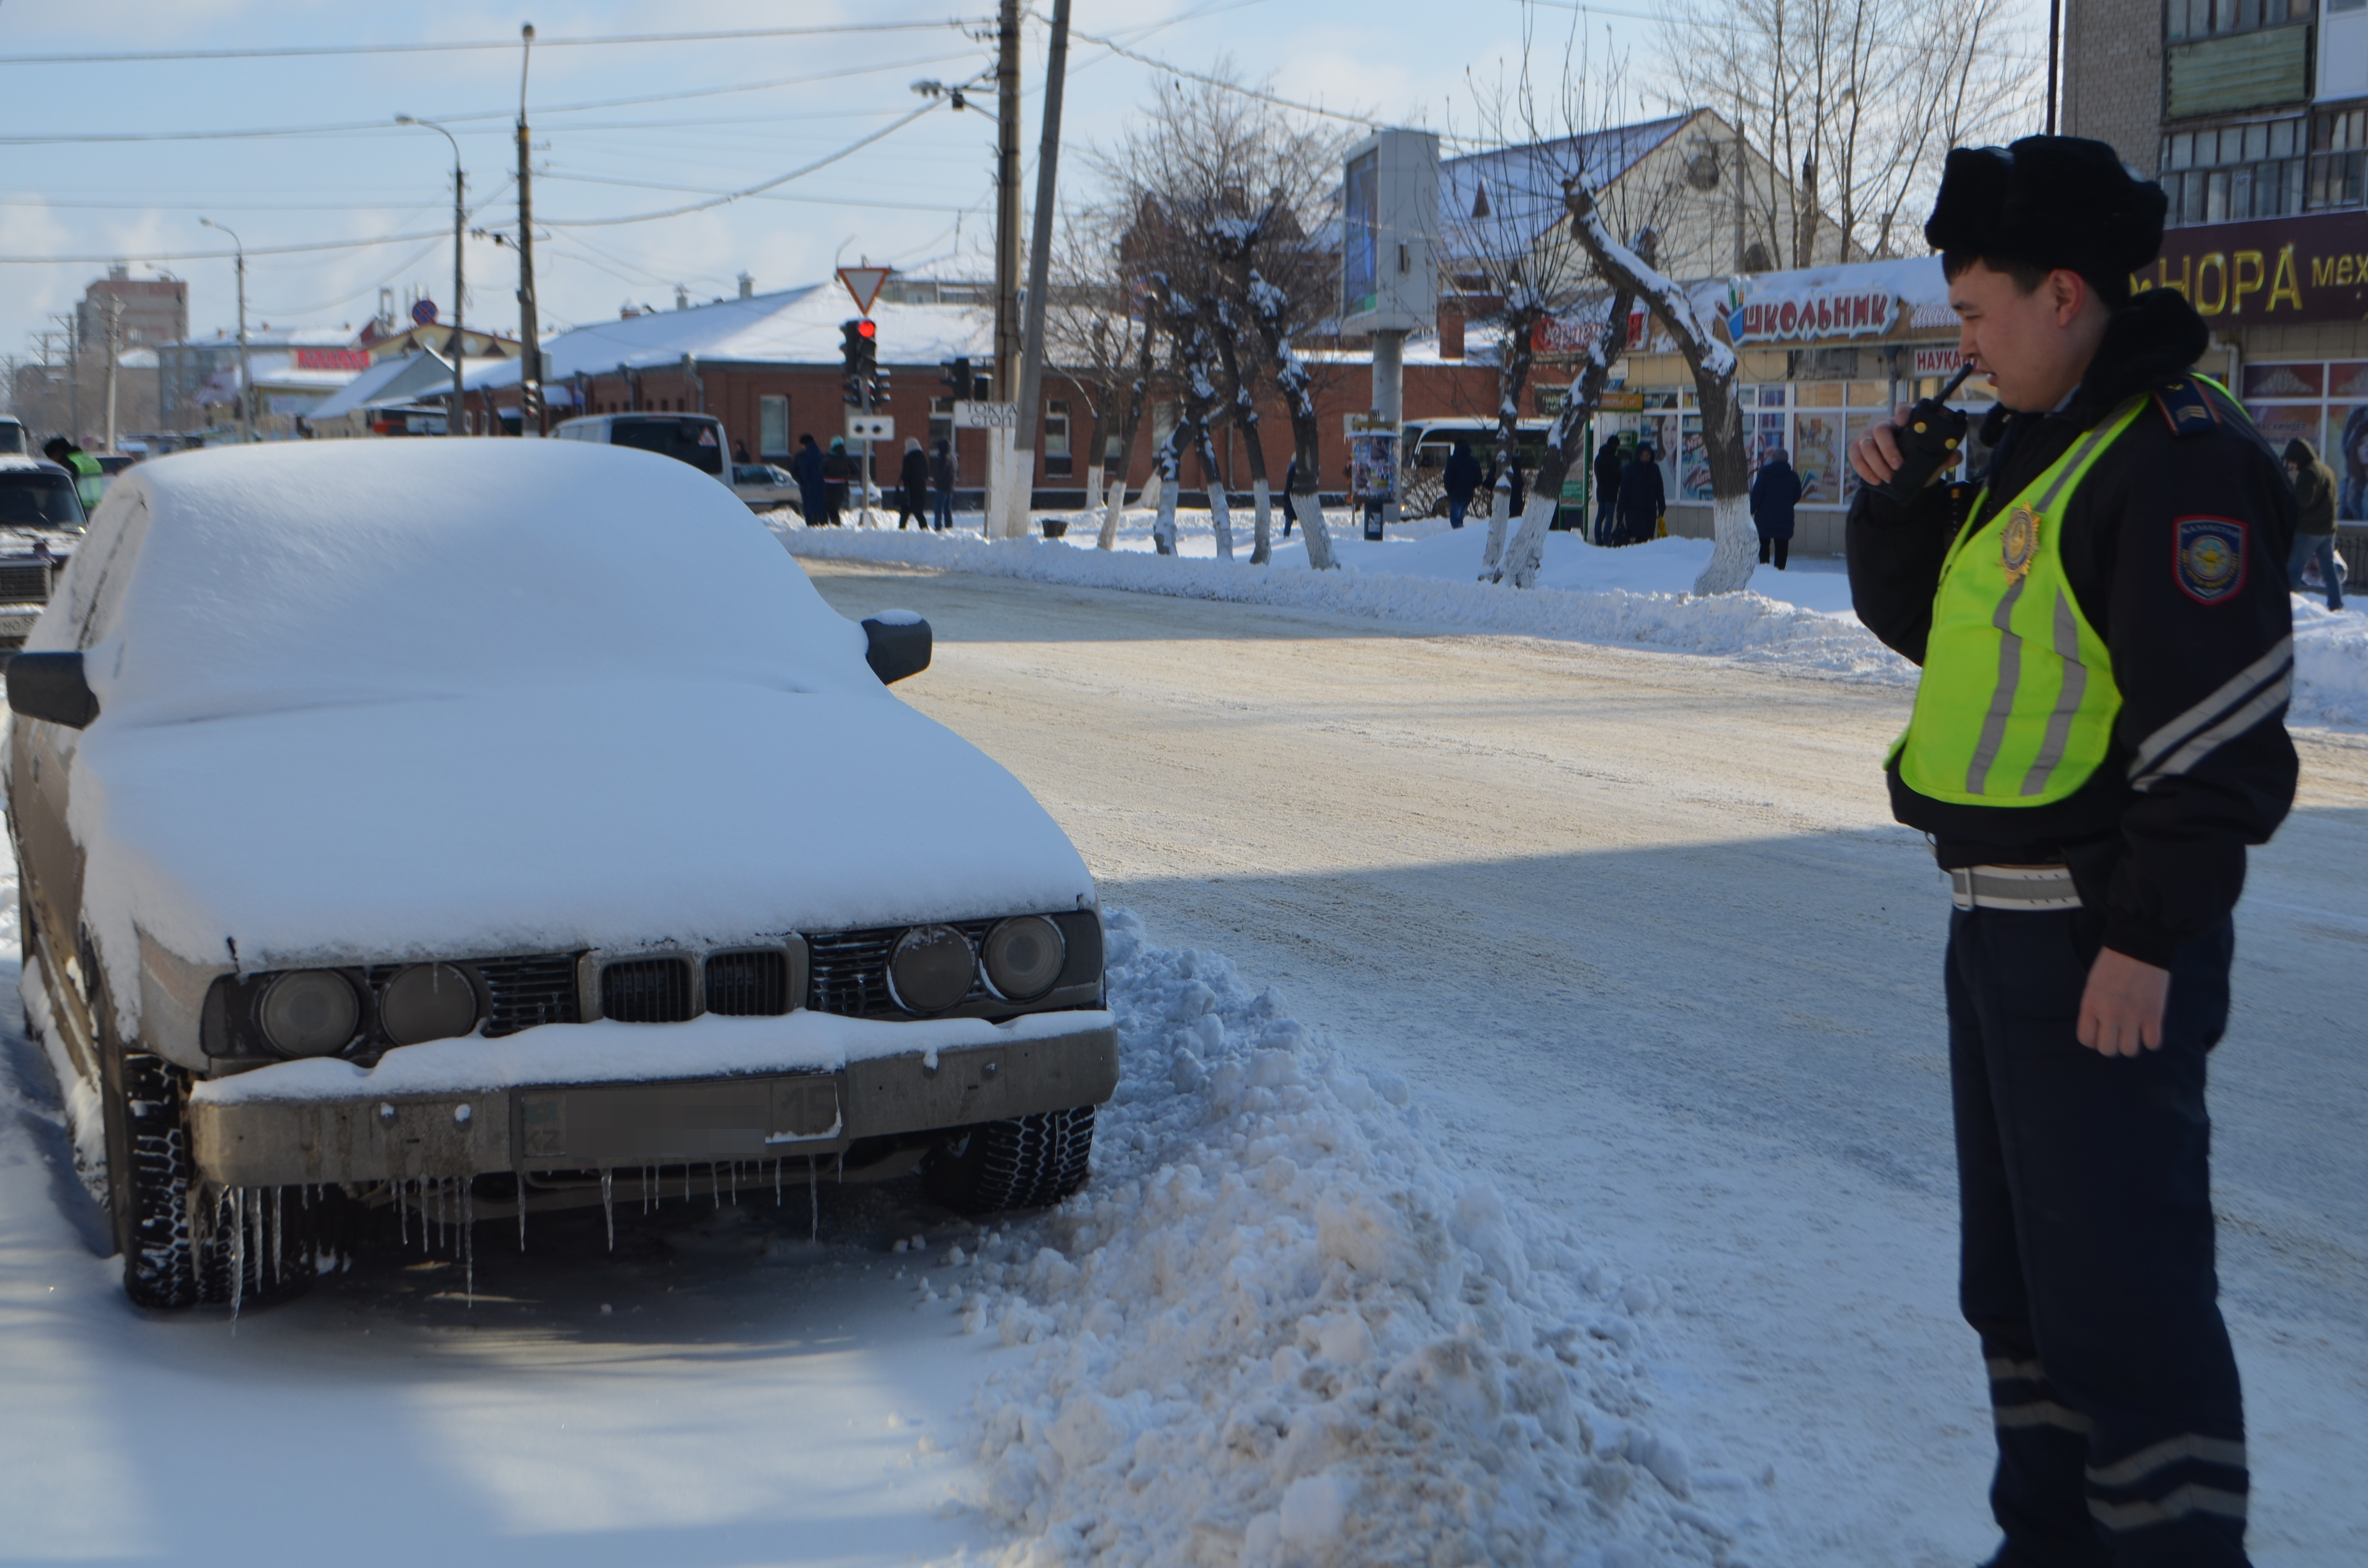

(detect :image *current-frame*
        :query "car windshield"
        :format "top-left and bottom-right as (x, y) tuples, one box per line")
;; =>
(0, 424), (29, 455)
(0, 470), (84, 528)
(610, 416), (725, 476)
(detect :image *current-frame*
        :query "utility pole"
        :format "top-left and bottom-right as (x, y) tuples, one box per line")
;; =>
(991, 0), (1022, 532)
(104, 297), (122, 453)
(1006, 0), (1073, 541)
(398, 115), (468, 433)
(516, 23), (544, 435)
(201, 218), (251, 441)
(2045, 0), (2061, 135)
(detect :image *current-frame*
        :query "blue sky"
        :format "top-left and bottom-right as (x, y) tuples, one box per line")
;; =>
(0, 0), (2041, 358)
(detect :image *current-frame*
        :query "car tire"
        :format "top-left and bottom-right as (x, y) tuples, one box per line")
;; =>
(108, 1048), (314, 1310)
(922, 1105), (1096, 1215)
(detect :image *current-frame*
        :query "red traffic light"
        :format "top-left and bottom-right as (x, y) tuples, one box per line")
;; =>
(856, 318), (876, 339)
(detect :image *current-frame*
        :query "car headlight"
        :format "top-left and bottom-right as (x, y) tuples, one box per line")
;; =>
(888, 925), (974, 1014)
(982, 916), (1065, 1001)
(257, 970), (360, 1058)
(379, 962), (481, 1046)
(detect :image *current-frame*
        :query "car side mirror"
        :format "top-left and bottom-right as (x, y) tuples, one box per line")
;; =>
(862, 613), (931, 686)
(6, 650), (99, 729)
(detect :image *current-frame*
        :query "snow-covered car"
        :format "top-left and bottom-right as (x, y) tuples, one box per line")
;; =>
(7, 440), (1115, 1309)
(732, 462), (803, 513)
(0, 456), (85, 649)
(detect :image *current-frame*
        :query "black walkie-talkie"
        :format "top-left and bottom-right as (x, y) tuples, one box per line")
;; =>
(1874, 361), (1977, 503)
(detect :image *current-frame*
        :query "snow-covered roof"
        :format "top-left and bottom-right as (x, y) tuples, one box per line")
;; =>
(1441, 113), (1696, 256)
(467, 284), (996, 391)
(309, 351), (508, 419)
(242, 351), (367, 392)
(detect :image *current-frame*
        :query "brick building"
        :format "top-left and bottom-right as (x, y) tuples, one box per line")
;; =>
(77, 264), (188, 351)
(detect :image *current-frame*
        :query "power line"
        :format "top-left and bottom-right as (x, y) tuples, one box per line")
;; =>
(0, 20), (991, 66)
(540, 170), (978, 215)
(0, 230), (451, 265)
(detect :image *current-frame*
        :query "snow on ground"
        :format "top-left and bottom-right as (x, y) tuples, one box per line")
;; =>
(954, 911), (1739, 1568)
(778, 511), (2368, 731)
(777, 514), (1911, 686)
(0, 833), (1730, 1564)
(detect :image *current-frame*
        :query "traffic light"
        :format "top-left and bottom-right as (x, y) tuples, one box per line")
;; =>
(840, 318), (877, 406)
(940, 357), (973, 400)
(872, 361), (892, 407)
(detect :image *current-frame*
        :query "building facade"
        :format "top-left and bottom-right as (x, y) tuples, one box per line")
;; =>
(2067, 0), (2368, 576)
(76, 265), (188, 352)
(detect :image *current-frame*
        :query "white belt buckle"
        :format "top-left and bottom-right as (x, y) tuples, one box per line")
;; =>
(1949, 867), (1977, 911)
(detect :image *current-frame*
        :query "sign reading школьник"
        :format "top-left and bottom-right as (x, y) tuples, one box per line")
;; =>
(2139, 212), (2368, 324)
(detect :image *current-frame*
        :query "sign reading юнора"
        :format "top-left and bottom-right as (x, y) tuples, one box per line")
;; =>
(2135, 211), (2368, 324)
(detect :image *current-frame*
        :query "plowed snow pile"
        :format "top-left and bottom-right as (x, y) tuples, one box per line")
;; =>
(952, 913), (1748, 1567)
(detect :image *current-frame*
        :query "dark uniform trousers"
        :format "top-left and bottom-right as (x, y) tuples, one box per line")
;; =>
(1947, 905), (2251, 1567)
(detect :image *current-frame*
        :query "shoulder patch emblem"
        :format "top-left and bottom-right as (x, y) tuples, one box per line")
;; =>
(2175, 515), (2247, 604)
(2154, 379), (2220, 438)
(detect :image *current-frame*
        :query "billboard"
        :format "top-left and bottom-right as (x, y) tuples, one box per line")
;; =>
(1339, 129), (1440, 335)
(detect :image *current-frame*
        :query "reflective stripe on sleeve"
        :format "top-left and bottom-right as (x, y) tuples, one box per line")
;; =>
(2127, 636), (2294, 786)
(1994, 1400), (2091, 1433)
(2085, 1432), (2248, 1488)
(2088, 1484), (2248, 1531)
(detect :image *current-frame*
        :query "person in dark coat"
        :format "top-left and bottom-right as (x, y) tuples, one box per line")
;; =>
(1750, 447), (1803, 569)
(1615, 443), (1664, 545)
(790, 433), (826, 524)
(896, 437), (929, 529)
(733, 438), (751, 464)
(1281, 454), (1297, 537)
(930, 438), (956, 531)
(820, 436), (852, 526)
(1442, 439), (1482, 529)
(2284, 436), (2343, 609)
(1505, 449), (1528, 517)
(1592, 436), (1625, 544)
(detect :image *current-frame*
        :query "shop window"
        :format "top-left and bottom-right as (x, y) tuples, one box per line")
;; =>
(2165, 0), (2304, 40)
(759, 394), (789, 460)
(2234, 360), (2368, 521)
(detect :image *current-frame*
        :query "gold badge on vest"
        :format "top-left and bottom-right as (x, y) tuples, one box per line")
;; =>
(2000, 504), (2041, 583)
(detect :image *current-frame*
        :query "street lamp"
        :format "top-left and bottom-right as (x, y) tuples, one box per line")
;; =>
(396, 114), (469, 434)
(198, 217), (251, 441)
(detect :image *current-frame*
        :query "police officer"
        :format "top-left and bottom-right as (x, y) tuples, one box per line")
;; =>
(43, 436), (103, 514)
(1847, 137), (2294, 1567)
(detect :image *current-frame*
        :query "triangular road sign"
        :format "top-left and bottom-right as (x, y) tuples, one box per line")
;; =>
(838, 266), (891, 316)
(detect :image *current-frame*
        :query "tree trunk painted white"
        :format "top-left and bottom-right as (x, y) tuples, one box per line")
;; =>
(1250, 477), (1271, 564)
(1296, 492), (1337, 570)
(1503, 490), (1562, 590)
(1479, 474), (1513, 574)
(1694, 493), (1759, 596)
(1139, 468), (1164, 519)
(1098, 475), (1124, 550)
(1153, 469), (1180, 555)
(1208, 481), (1234, 561)
(1082, 461), (1103, 535)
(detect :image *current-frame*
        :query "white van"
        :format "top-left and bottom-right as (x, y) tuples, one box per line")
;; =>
(551, 412), (730, 483)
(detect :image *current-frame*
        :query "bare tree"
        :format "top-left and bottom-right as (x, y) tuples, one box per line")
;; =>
(1044, 202), (1152, 538)
(1659, 0), (2039, 267)
(1090, 67), (1353, 566)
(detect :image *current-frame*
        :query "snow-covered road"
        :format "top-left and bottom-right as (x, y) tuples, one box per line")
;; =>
(801, 558), (2368, 1566)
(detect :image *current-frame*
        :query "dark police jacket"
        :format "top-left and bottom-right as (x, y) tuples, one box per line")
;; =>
(1846, 288), (2297, 967)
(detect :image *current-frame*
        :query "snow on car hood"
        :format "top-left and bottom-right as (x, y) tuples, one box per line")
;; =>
(69, 683), (1095, 977)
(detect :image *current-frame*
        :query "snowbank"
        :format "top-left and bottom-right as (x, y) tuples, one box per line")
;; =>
(779, 516), (2368, 732)
(777, 520), (1914, 687)
(949, 912), (1750, 1567)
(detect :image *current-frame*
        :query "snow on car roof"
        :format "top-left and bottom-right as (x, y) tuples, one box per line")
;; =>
(33, 438), (880, 727)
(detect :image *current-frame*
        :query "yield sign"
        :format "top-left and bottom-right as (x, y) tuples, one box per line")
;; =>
(837, 265), (891, 316)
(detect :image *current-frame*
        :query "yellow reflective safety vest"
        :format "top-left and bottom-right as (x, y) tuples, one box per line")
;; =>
(1894, 397), (2149, 806)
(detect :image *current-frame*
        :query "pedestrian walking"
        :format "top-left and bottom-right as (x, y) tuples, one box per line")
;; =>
(1750, 446), (1802, 569)
(1847, 136), (2295, 1568)
(790, 433), (826, 524)
(1592, 435), (1625, 545)
(1615, 443), (1663, 546)
(896, 437), (929, 530)
(930, 438), (957, 531)
(2283, 437), (2344, 610)
(1442, 439), (1481, 529)
(820, 436), (852, 527)
(1281, 454), (1297, 538)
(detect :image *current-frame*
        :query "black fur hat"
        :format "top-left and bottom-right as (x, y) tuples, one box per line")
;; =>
(1924, 136), (2167, 298)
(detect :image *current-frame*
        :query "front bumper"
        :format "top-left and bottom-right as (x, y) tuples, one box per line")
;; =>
(187, 1013), (1117, 1188)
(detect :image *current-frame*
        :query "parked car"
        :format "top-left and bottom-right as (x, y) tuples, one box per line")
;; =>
(552, 411), (730, 482)
(0, 416), (36, 456)
(0, 457), (85, 649)
(732, 462), (803, 514)
(8, 439), (1114, 1309)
